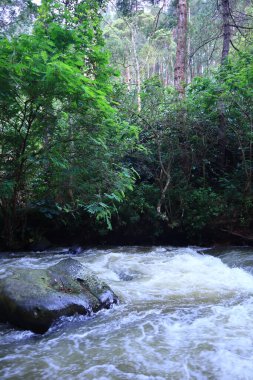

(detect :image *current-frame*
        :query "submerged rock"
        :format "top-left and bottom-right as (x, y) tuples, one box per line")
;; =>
(68, 245), (83, 255)
(0, 258), (118, 333)
(116, 269), (141, 282)
(118, 271), (134, 281)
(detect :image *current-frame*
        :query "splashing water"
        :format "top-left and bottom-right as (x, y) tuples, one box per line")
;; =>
(1, 246), (253, 380)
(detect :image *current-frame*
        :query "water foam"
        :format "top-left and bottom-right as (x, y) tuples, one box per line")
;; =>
(1, 247), (253, 380)
(81, 249), (253, 304)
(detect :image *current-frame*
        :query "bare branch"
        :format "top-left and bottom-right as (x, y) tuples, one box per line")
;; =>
(228, 24), (253, 30)
(189, 33), (223, 59)
(230, 39), (239, 52)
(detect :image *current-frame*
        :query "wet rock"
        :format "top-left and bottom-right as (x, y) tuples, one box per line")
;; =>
(117, 269), (140, 282)
(118, 271), (135, 281)
(30, 237), (52, 251)
(68, 246), (83, 255)
(0, 258), (118, 333)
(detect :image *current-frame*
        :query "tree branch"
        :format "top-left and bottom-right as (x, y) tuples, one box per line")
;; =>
(189, 33), (223, 59)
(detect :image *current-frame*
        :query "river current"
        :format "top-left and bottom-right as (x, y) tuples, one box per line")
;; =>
(1, 246), (253, 380)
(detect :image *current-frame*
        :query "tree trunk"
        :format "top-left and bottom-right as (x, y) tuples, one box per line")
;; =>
(125, 66), (131, 90)
(221, 0), (231, 62)
(174, 0), (188, 96)
(131, 25), (141, 112)
(165, 64), (168, 85)
(218, 0), (231, 168)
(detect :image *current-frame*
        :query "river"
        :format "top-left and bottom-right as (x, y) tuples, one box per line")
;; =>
(1, 246), (253, 380)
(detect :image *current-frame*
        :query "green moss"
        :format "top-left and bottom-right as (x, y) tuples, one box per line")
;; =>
(0, 258), (118, 333)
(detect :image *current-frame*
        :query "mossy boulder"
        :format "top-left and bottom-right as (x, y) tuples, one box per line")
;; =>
(0, 258), (118, 333)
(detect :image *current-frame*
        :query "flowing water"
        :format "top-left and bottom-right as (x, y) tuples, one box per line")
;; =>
(1, 246), (253, 380)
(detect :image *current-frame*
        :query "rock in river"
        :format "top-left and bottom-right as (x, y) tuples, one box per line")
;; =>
(0, 258), (118, 333)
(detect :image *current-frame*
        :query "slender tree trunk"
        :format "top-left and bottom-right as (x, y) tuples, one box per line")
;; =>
(155, 60), (159, 75)
(153, 62), (156, 76)
(189, 56), (194, 81)
(174, 0), (188, 96)
(125, 66), (131, 91)
(187, 4), (191, 83)
(218, 0), (231, 168)
(131, 25), (141, 112)
(165, 64), (169, 86)
(221, 0), (231, 62)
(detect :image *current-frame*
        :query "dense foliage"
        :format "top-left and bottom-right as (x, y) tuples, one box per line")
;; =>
(0, 0), (137, 248)
(111, 46), (253, 244)
(0, 0), (253, 248)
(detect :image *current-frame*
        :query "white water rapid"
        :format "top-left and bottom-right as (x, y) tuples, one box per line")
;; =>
(1, 246), (253, 380)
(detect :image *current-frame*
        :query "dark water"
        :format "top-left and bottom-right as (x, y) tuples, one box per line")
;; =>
(1, 246), (253, 379)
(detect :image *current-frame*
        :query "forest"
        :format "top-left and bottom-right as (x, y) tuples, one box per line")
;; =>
(0, 0), (253, 249)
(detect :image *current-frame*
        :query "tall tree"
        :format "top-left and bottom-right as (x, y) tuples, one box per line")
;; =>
(174, 0), (188, 95)
(218, 0), (231, 169)
(220, 0), (231, 61)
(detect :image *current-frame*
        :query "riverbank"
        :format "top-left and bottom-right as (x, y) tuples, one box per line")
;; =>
(1, 222), (253, 252)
